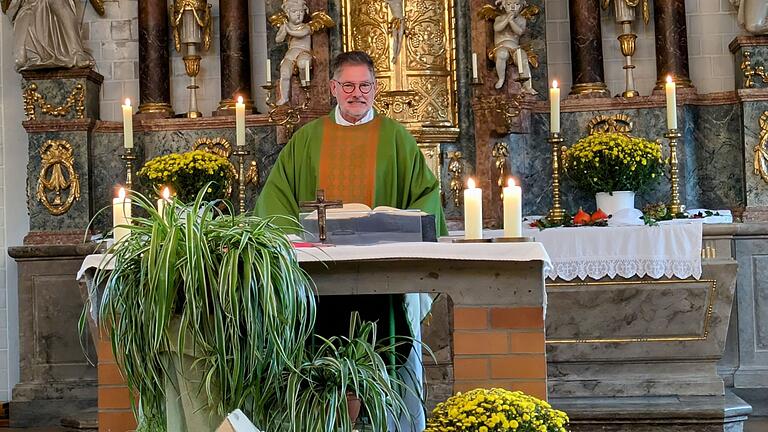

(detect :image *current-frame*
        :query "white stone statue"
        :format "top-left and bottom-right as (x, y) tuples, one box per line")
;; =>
(269, 0), (334, 105)
(387, 0), (405, 64)
(1, 0), (102, 71)
(731, 0), (768, 34)
(479, 0), (539, 93)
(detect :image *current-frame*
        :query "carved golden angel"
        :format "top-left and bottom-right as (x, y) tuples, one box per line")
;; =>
(269, 0), (335, 105)
(601, 0), (650, 25)
(755, 112), (768, 184)
(2, 0), (102, 71)
(477, 0), (540, 92)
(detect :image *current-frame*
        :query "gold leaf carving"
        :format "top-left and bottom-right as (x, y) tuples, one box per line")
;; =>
(755, 111), (768, 184)
(350, 0), (391, 71)
(587, 114), (634, 135)
(405, 0), (446, 69)
(23, 83), (85, 121)
(36, 140), (80, 216)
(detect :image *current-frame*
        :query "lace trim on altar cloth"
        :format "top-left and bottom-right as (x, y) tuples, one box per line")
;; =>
(547, 257), (702, 281)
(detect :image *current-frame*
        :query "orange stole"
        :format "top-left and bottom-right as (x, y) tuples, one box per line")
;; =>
(318, 116), (382, 207)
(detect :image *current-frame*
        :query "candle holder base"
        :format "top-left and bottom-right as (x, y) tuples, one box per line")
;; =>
(452, 238), (493, 243)
(492, 236), (533, 243)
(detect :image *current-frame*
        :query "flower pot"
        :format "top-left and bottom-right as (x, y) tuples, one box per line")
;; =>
(347, 392), (361, 424)
(595, 191), (635, 215)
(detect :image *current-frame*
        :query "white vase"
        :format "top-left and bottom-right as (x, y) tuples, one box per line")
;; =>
(595, 191), (635, 215)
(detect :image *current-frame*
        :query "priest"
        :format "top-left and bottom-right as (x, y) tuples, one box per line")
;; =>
(256, 50), (447, 430)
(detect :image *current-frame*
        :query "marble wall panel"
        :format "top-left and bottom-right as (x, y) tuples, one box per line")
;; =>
(27, 131), (93, 233)
(733, 236), (768, 389)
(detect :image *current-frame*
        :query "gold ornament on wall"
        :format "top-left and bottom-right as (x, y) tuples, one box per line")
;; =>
(587, 114), (634, 135)
(492, 142), (509, 200)
(741, 51), (768, 89)
(447, 151), (464, 208)
(754, 111), (768, 184)
(36, 140), (80, 215)
(23, 83), (85, 121)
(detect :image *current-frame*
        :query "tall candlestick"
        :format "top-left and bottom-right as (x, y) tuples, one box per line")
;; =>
(471, 52), (478, 80)
(550, 81), (561, 133)
(236, 96), (245, 147)
(503, 178), (522, 238)
(122, 99), (133, 149)
(157, 187), (171, 216)
(266, 58), (272, 84)
(113, 187), (131, 242)
(665, 75), (677, 130)
(463, 178), (483, 240)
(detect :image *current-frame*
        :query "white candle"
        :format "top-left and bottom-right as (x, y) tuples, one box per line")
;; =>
(503, 178), (522, 238)
(665, 75), (677, 130)
(304, 64), (311, 84)
(236, 95), (245, 147)
(113, 187), (131, 242)
(471, 52), (478, 80)
(463, 178), (483, 240)
(157, 187), (171, 216)
(516, 48), (525, 78)
(550, 80), (561, 133)
(266, 58), (272, 84)
(122, 99), (133, 149)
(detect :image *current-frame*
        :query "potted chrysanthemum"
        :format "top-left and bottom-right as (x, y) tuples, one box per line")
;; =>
(425, 388), (570, 432)
(137, 149), (234, 202)
(562, 132), (664, 215)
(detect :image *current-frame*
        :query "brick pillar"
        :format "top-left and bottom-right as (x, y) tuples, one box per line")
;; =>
(97, 331), (137, 432)
(453, 306), (547, 399)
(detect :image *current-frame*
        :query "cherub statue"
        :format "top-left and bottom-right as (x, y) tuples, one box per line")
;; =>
(387, 0), (405, 64)
(478, 0), (540, 93)
(2, 0), (104, 71)
(269, 0), (334, 105)
(731, 0), (768, 34)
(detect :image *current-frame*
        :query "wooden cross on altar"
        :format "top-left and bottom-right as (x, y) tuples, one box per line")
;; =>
(299, 189), (343, 242)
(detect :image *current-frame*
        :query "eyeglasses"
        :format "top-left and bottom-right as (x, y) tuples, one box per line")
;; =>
(333, 80), (375, 94)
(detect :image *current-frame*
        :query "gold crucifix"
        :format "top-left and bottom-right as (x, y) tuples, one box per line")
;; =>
(299, 189), (343, 242)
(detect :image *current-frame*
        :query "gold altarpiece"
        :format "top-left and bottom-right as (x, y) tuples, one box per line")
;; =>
(340, 0), (460, 181)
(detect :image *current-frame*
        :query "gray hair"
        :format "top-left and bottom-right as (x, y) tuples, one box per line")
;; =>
(330, 51), (376, 80)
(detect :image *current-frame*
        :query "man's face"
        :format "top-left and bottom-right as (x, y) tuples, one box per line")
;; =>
(287, 8), (304, 24)
(330, 64), (376, 122)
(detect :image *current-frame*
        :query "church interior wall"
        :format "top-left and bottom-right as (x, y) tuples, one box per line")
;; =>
(545, 0), (741, 96)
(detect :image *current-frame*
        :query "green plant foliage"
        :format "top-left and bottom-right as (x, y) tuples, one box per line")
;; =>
(137, 150), (234, 202)
(562, 132), (664, 196)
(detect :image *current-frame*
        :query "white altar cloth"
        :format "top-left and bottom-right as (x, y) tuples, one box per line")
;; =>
(483, 220), (703, 281)
(76, 241), (553, 280)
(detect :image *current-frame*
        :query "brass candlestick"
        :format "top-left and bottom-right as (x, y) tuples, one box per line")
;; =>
(665, 129), (683, 215)
(547, 132), (565, 224)
(232, 147), (250, 214)
(120, 147), (137, 190)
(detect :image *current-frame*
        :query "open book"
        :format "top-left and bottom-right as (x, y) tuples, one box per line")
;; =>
(302, 203), (426, 220)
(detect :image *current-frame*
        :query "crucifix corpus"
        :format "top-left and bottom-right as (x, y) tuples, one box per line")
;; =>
(299, 189), (343, 242)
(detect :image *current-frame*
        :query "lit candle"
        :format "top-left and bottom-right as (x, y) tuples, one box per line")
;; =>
(516, 48), (525, 78)
(463, 178), (483, 240)
(665, 75), (677, 130)
(236, 95), (245, 147)
(157, 187), (171, 216)
(503, 178), (522, 238)
(266, 58), (272, 84)
(112, 187), (131, 242)
(122, 98), (133, 149)
(471, 52), (478, 80)
(550, 80), (560, 133)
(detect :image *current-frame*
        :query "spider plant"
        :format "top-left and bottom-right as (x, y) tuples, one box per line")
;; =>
(281, 312), (415, 432)
(93, 186), (316, 429)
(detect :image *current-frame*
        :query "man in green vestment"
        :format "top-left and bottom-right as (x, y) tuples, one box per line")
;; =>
(256, 51), (447, 431)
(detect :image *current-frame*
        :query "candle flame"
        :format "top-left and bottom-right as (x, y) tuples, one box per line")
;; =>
(666, 75), (673, 84)
(237, 95), (243, 104)
(162, 187), (170, 200)
(118, 187), (126, 199)
(552, 80), (558, 89)
(508, 178), (515, 188)
(124, 98), (131, 107)
(468, 178), (476, 189)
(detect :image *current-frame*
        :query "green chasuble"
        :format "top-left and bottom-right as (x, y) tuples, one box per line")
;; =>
(255, 110), (448, 236)
(255, 109), (447, 365)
